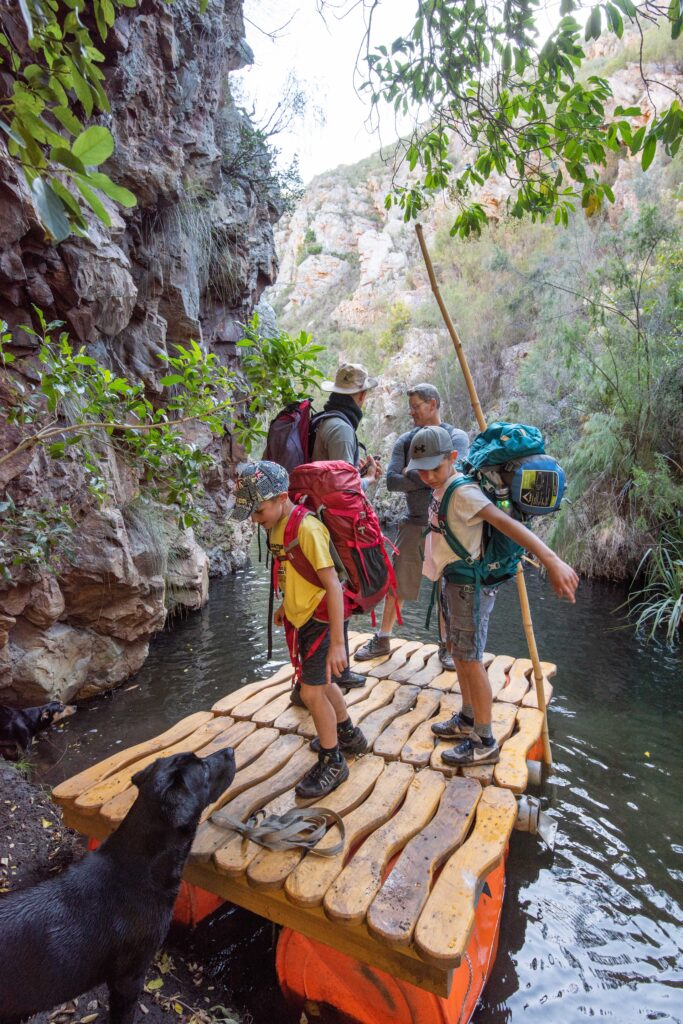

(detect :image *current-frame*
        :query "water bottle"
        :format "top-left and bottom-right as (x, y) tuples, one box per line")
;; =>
(495, 486), (513, 515)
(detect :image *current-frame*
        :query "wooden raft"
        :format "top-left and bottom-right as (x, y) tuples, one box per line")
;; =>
(53, 633), (555, 997)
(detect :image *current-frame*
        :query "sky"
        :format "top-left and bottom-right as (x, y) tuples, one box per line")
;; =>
(236, 1), (565, 183)
(237, 0), (419, 182)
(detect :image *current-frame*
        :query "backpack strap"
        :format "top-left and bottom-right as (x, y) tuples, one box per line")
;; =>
(308, 411), (367, 461)
(432, 476), (480, 568)
(282, 505), (325, 589)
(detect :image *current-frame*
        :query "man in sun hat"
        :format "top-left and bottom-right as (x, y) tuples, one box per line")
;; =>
(311, 362), (382, 488)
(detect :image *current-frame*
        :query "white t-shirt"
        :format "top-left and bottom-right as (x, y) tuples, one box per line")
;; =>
(422, 473), (491, 582)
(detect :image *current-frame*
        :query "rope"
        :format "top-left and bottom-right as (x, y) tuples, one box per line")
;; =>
(211, 806), (346, 856)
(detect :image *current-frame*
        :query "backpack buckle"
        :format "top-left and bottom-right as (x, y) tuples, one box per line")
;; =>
(487, 561), (501, 570)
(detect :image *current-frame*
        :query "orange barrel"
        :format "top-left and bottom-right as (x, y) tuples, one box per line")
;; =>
(527, 738), (544, 762)
(276, 857), (506, 1024)
(86, 839), (222, 927)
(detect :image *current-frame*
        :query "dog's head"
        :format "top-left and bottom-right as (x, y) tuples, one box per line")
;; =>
(39, 702), (77, 726)
(132, 747), (235, 832)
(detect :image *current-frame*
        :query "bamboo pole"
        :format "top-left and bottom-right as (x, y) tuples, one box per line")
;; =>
(415, 223), (552, 766)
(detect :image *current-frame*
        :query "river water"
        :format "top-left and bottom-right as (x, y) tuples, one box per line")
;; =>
(34, 551), (683, 1024)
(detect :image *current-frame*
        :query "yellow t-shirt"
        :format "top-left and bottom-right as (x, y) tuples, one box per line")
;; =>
(268, 512), (334, 628)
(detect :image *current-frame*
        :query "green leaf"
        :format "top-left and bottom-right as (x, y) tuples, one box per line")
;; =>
(86, 171), (137, 207)
(612, 0), (636, 15)
(585, 6), (601, 40)
(31, 177), (71, 241)
(72, 125), (114, 166)
(49, 147), (87, 174)
(73, 176), (111, 225)
(160, 374), (184, 387)
(641, 135), (656, 170)
(52, 105), (83, 136)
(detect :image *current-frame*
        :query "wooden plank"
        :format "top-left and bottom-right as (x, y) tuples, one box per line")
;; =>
(231, 679), (293, 720)
(212, 746), (320, 875)
(324, 770), (446, 925)
(487, 654), (515, 699)
(368, 640), (423, 680)
(190, 733), (302, 861)
(390, 643), (439, 683)
(251, 689), (300, 726)
(494, 707), (544, 793)
(349, 637), (408, 672)
(347, 631), (375, 654)
(401, 693), (461, 768)
(246, 756), (386, 890)
(497, 658), (532, 705)
(273, 703), (311, 735)
(74, 717), (233, 816)
(430, 702), (518, 777)
(52, 712), (214, 809)
(212, 664), (294, 714)
(284, 761), (415, 909)
(481, 652), (495, 669)
(414, 786), (518, 966)
(195, 718), (253, 756)
(373, 689), (441, 761)
(520, 662), (557, 708)
(98, 722), (270, 827)
(366, 777), (482, 946)
(361, 685), (420, 747)
(406, 651), (445, 689)
(428, 668), (460, 693)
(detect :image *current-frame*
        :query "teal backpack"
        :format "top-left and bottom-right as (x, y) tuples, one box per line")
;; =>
(426, 422), (565, 623)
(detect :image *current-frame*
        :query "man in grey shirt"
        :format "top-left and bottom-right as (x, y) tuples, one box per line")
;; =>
(311, 362), (382, 489)
(354, 383), (469, 669)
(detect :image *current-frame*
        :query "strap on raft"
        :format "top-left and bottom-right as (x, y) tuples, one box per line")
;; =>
(212, 806), (346, 856)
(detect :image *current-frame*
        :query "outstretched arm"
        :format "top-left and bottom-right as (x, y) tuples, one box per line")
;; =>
(479, 503), (579, 603)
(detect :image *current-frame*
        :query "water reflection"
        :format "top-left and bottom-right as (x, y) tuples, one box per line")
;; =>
(32, 552), (683, 1023)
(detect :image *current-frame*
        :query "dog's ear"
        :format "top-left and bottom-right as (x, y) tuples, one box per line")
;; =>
(160, 760), (206, 831)
(131, 762), (156, 789)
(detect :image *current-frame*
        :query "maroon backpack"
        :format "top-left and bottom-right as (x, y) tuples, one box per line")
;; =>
(284, 461), (397, 616)
(262, 402), (357, 472)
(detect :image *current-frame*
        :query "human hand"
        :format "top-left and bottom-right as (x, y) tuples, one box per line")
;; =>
(546, 557), (579, 603)
(363, 454), (381, 483)
(326, 641), (348, 684)
(273, 604), (285, 626)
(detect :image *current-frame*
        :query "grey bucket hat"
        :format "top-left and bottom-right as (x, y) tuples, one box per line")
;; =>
(406, 425), (456, 471)
(230, 461), (289, 522)
(320, 362), (379, 394)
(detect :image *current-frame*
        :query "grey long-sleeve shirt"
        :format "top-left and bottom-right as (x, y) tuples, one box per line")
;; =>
(311, 413), (372, 491)
(386, 422), (470, 524)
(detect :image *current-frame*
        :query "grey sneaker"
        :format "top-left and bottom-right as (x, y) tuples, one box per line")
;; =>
(289, 684), (305, 708)
(354, 634), (391, 661)
(431, 713), (474, 739)
(441, 737), (500, 766)
(334, 669), (366, 689)
(309, 726), (368, 756)
(438, 643), (456, 671)
(295, 753), (349, 798)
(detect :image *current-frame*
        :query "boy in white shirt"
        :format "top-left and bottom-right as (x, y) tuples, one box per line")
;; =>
(407, 425), (579, 766)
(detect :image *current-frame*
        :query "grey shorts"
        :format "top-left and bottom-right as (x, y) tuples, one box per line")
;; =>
(442, 581), (498, 662)
(393, 519), (425, 602)
(298, 618), (351, 686)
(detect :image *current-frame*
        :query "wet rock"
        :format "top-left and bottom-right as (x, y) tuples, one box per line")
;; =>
(22, 575), (65, 629)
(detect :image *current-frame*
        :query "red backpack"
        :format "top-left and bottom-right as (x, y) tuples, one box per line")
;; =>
(284, 461), (397, 617)
(262, 401), (358, 472)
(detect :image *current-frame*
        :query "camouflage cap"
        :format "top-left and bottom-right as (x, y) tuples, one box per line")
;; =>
(230, 461), (289, 522)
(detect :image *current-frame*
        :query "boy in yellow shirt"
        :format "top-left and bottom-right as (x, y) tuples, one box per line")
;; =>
(231, 461), (366, 798)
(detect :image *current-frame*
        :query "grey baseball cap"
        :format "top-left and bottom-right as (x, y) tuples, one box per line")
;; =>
(230, 461), (289, 522)
(406, 425), (456, 471)
(320, 362), (379, 394)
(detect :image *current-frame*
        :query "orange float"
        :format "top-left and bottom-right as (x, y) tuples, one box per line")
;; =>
(276, 856), (507, 1024)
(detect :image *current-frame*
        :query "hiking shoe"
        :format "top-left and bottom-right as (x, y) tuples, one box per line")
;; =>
(431, 713), (474, 740)
(438, 643), (456, 671)
(354, 634), (391, 661)
(309, 726), (368, 756)
(295, 753), (349, 798)
(440, 737), (500, 767)
(290, 684), (305, 708)
(334, 669), (366, 689)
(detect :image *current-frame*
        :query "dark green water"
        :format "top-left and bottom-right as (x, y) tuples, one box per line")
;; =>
(34, 554), (683, 1024)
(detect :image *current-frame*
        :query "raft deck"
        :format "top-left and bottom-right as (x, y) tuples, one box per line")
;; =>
(53, 633), (555, 998)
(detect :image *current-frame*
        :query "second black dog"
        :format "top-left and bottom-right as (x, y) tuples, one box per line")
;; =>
(0, 701), (76, 761)
(0, 746), (235, 1024)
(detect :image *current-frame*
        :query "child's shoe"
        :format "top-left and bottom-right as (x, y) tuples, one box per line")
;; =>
(295, 751), (349, 798)
(438, 643), (456, 671)
(440, 736), (500, 766)
(289, 684), (305, 708)
(309, 725), (368, 756)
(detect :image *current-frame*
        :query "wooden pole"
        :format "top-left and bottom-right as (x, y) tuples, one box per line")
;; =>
(415, 223), (552, 766)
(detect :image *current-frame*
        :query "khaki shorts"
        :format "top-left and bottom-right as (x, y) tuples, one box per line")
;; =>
(393, 519), (425, 602)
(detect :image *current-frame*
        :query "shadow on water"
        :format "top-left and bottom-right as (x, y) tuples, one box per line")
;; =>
(33, 547), (683, 1024)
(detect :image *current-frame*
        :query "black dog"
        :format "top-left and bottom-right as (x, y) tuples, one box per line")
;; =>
(0, 701), (77, 761)
(0, 746), (235, 1024)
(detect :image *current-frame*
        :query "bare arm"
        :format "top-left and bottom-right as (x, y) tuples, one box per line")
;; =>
(316, 565), (348, 682)
(479, 504), (579, 603)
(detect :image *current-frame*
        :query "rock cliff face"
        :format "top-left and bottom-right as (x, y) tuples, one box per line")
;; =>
(0, 0), (279, 703)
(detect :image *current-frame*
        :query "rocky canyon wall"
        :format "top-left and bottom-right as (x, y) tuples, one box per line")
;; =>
(0, 0), (279, 703)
